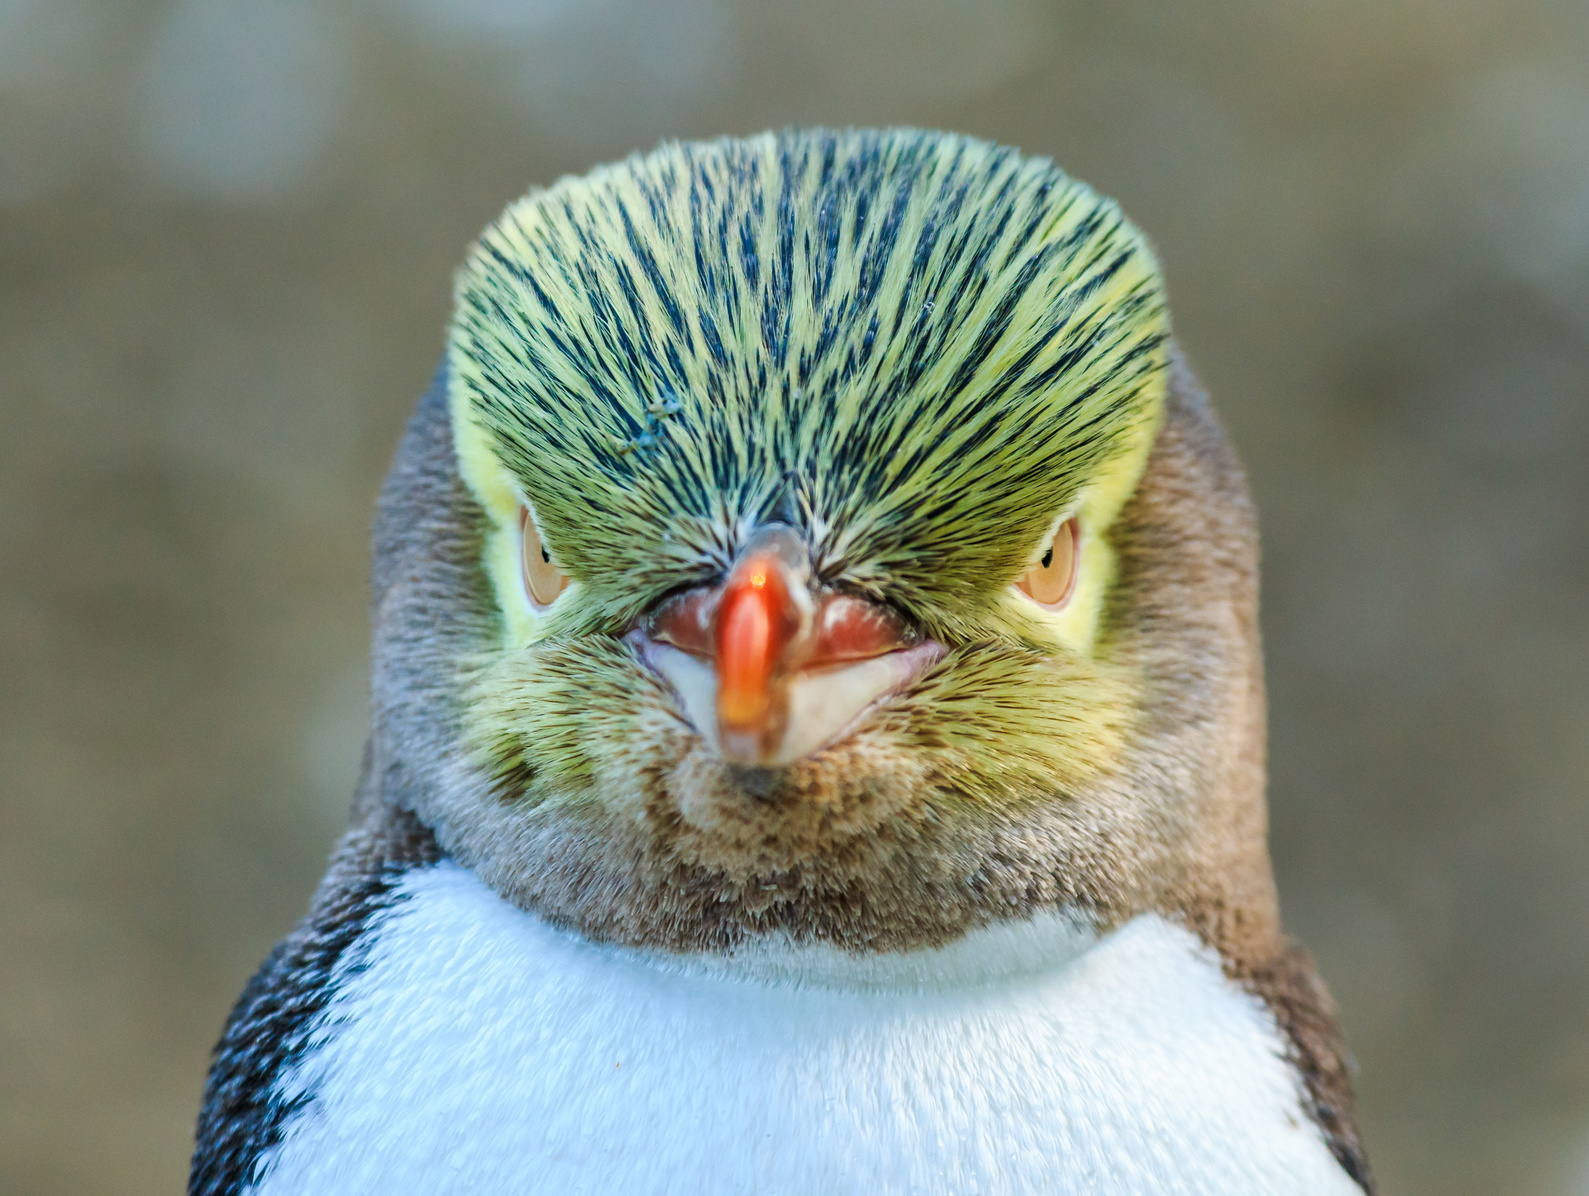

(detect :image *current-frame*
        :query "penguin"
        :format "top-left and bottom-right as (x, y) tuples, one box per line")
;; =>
(190, 128), (1374, 1196)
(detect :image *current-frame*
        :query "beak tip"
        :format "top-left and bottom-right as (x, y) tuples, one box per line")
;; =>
(717, 726), (770, 766)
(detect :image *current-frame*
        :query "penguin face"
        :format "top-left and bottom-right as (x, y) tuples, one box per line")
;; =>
(368, 128), (1277, 953)
(448, 132), (1167, 869)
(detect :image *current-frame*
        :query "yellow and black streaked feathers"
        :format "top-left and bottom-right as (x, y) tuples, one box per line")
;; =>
(448, 129), (1169, 648)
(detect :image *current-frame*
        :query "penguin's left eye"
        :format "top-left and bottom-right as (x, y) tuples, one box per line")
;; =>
(519, 507), (568, 610)
(1014, 516), (1079, 610)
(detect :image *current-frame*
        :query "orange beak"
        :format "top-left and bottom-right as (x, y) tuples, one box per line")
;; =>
(643, 523), (921, 765)
(715, 549), (807, 760)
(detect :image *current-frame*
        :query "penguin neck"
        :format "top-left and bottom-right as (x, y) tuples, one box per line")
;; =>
(627, 908), (1099, 991)
(246, 858), (1361, 1196)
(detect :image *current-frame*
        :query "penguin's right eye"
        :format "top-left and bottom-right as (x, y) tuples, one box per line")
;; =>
(519, 507), (569, 610)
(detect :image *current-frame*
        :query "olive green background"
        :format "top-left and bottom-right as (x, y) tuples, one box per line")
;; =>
(3, 1), (1587, 1192)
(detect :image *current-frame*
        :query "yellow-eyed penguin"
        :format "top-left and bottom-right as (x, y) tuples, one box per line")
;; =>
(190, 128), (1373, 1196)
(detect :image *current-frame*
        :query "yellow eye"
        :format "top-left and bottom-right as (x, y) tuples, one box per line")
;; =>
(519, 507), (569, 610)
(1015, 516), (1079, 610)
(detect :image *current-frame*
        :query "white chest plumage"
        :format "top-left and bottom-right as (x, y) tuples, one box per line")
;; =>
(253, 862), (1356, 1195)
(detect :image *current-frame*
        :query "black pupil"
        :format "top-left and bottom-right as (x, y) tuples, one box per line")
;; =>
(541, 545), (551, 564)
(1041, 547), (1053, 569)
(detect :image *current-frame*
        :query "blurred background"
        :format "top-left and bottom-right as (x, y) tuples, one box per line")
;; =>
(2, 0), (1587, 1192)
